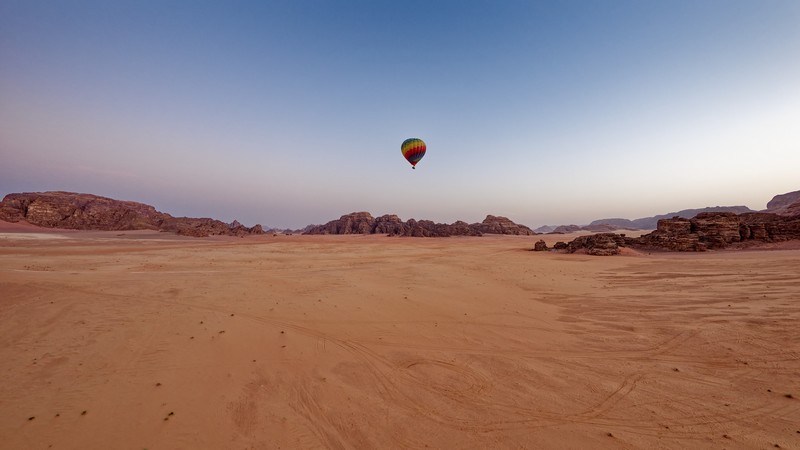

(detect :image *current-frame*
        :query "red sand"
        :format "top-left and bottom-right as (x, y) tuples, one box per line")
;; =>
(1, 226), (798, 448)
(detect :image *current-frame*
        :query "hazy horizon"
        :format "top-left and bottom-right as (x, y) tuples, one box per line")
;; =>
(2, 1), (799, 229)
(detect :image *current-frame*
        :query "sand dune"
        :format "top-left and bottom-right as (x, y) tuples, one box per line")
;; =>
(1, 229), (798, 449)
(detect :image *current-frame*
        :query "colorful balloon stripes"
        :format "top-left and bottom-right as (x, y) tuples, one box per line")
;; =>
(401, 138), (426, 169)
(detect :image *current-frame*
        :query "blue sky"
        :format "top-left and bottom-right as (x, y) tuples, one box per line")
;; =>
(1, 1), (798, 229)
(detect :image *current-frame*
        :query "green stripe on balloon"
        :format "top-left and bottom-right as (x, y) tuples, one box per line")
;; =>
(401, 138), (426, 168)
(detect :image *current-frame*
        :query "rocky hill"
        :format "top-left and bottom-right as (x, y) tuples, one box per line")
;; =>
(304, 212), (536, 237)
(764, 190), (800, 216)
(0, 191), (263, 237)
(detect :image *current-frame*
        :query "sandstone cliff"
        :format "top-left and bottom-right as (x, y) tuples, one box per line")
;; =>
(0, 192), (263, 237)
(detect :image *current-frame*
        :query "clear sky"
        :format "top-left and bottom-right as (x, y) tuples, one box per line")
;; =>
(1, 1), (798, 229)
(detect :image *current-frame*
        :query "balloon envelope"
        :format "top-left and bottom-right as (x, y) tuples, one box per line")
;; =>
(401, 138), (426, 168)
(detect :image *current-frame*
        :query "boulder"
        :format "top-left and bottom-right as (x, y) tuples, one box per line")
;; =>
(567, 233), (624, 256)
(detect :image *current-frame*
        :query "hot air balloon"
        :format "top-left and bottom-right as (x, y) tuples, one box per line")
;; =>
(401, 138), (426, 169)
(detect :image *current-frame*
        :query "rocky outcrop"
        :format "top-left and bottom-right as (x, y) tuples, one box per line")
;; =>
(474, 215), (537, 235)
(764, 190), (800, 216)
(691, 212), (742, 249)
(551, 225), (581, 234)
(304, 212), (534, 237)
(532, 240), (548, 251)
(0, 191), (170, 230)
(567, 233), (625, 256)
(564, 211), (800, 254)
(0, 191), (264, 237)
(168, 217), (264, 237)
(581, 223), (625, 233)
(634, 217), (706, 251)
(739, 212), (800, 242)
(304, 212), (376, 235)
(372, 214), (406, 235)
(585, 218), (635, 229)
(638, 212), (800, 250)
(402, 219), (482, 237)
(787, 201), (800, 217)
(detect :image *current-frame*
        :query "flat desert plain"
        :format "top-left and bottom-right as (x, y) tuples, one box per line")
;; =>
(1, 225), (798, 449)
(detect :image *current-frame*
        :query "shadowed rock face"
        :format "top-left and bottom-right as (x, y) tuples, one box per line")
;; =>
(0, 192), (263, 237)
(304, 213), (535, 237)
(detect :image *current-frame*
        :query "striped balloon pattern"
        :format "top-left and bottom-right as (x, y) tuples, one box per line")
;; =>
(401, 138), (426, 169)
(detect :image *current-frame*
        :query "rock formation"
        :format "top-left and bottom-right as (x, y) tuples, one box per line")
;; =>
(580, 223), (626, 233)
(567, 233), (625, 256)
(564, 211), (800, 254)
(372, 214), (407, 235)
(739, 212), (800, 242)
(403, 219), (482, 237)
(532, 240), (548, 251)
(0, 191), (169, 230)
(473, 215), (537, 235)
(0, 191), (264, 238)
(633, 217), (706, 252)
(764, 190), (800, 216)
(304, 212), (535, 237)
(551, 225), (581, 233)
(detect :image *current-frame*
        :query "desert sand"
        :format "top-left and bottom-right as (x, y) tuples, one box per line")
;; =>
(1, 224), (798, 449)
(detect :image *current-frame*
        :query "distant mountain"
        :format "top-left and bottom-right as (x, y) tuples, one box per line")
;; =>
(591, 206), (755, 230)
(304, 212), (537, 237)
(0, 191), (264, 237)
(546, 191), (800, 233)
(763, 190), (800, 216)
